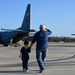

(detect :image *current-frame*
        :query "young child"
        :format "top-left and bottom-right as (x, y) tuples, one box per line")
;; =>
(19, 40), (31, 72)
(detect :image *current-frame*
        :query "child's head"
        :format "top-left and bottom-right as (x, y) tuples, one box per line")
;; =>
(24, 40), (29, 45)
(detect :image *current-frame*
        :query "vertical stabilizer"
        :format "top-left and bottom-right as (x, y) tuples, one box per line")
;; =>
(20, 4), (30, 30)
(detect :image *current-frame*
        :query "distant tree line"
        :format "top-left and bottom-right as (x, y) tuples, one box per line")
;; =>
(48, 36), (75, 42)
(22, 36), (75, 42)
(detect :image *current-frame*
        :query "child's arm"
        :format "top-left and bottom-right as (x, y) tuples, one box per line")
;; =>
(19, 47), (23, 58)
(19, 53), (22, 58)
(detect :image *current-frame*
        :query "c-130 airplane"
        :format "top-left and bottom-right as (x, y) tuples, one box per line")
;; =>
(0, 4), (35, 46)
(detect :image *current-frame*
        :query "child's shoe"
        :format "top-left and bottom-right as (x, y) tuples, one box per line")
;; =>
(25, 70), (28, 72)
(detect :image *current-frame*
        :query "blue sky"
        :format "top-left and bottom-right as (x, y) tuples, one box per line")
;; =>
(0, 0), (75, 37)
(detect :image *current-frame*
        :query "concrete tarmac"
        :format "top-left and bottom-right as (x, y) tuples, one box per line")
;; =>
(0, 44), (75, 75)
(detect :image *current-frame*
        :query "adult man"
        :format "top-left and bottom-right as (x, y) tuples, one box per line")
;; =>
(30, 24), (52, 73)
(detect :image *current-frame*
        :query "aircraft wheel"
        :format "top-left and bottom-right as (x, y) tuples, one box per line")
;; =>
(3, 44), (8, 47)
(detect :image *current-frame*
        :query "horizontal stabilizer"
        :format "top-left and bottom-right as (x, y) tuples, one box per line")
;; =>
(29, 29), (37, 32)
(1, 28), (28, 32)
(1, 28), (36, 33)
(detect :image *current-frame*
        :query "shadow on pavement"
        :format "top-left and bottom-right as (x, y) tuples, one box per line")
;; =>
(0, 70), (39, 74)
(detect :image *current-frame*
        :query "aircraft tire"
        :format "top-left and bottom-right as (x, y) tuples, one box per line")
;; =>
(3, 44), (8, 47)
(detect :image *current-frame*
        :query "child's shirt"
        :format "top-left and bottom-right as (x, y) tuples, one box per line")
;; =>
(20, 46), (30, 60)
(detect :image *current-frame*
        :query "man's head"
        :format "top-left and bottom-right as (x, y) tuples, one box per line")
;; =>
(39, 24), (45, 30)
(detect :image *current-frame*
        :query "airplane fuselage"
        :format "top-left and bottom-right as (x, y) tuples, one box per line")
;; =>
(0, 31), (29, 46)
(0, 31), (17, 45)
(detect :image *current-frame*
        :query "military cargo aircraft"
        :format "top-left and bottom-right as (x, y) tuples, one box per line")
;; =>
(0, 4), (35, 46)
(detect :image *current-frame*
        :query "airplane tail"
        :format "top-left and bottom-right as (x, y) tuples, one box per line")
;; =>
(20, 4), (30, 30)
(1, 4), (36, 33)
